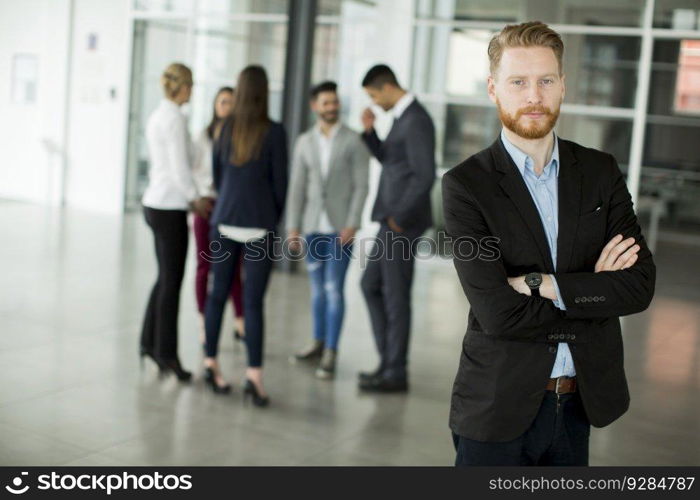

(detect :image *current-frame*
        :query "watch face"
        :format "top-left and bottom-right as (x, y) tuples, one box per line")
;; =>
(525, 273), (542, 288)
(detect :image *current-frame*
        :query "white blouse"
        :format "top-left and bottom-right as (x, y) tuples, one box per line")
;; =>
(191, 128), (216, 199)
(142, 99), (197, 210)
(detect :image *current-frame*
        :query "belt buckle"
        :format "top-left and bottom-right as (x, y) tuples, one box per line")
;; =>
(555, 376), (565, 394)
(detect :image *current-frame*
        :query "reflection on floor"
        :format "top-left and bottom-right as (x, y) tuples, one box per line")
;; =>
(0, 201), (698, 466)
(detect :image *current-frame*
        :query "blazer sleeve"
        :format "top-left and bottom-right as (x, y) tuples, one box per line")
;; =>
(212, 119), (230, 192)
(270, 124), (289, 221)
(443, 170), (571, 341)
(393, 114), (436, 229)
(345, 134), (371, 229)
(285, 135), (307, 232)
(361, 128), (384, 161)
(553, 155), (656, 319)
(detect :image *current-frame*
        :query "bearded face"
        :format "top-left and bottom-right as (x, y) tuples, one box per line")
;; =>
(488, 46), (565, 140)
(497, 100), (560, 139)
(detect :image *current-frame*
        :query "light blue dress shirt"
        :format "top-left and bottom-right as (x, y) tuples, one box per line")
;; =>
(500, 129), (575, 378)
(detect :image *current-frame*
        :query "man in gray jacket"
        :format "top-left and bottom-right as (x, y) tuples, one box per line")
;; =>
(358, 65), (436, 392)
(287, 81), (370, 379)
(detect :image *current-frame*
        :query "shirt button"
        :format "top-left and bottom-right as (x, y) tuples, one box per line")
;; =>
(600, 296), (606, 302)
(548, 346), (557, 354)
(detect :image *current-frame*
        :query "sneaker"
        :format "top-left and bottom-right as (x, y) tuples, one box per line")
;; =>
(315, 349), (336, 379)
(290, 340), (324, 364)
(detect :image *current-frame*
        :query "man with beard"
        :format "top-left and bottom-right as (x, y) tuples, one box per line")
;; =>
(287, 81), (370, 379)
(357, 64), (436, 393)
(442, 22), (656, 465)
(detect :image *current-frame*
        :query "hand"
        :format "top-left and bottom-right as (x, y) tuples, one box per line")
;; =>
(507, 276), (531, 296)
(288, 229), (302, 253)
(339, 227), (356, 246)
(361, 107), (375, 132)
(595, 234), (640, 273)
(507, 274), (557, 300)
(191, 197), (213, 218)
(387, 216), (404, 233)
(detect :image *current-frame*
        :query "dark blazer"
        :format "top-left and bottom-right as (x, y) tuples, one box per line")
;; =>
(211, 118), (288, 233)
(362, 99), (436, 232)
(442, 136), (656, 442)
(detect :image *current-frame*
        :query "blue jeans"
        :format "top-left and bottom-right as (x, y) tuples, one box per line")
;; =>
(305, 233), (352, 351)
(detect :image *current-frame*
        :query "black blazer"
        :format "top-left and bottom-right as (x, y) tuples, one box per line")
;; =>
(211, 118), (288, 233)
(442, 137), (656, 442)
(362, 99), (436, 232)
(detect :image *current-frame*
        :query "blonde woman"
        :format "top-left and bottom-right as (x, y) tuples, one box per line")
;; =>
(140, 62), (210, 381)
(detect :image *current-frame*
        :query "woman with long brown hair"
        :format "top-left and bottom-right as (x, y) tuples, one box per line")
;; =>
(203, 66), (288, 405)
(192, 87), (246, 376)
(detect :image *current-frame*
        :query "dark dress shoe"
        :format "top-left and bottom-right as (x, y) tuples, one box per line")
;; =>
(357, 366), (383, 383)
(359, 376), (408, 393)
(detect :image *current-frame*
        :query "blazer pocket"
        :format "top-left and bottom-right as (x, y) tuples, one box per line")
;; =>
(579, 203), (604, 218)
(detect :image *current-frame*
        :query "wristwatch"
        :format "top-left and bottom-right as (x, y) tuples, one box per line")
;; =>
(525, 272), (543, 297)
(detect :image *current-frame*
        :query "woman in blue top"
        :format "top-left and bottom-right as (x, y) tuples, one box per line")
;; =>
(203, 66), (288, 406)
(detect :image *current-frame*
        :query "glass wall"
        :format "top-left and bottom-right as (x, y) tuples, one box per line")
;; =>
(412, 0), (700, 241)
(124, 0), (289, 210)
(124, 0), (700, 242)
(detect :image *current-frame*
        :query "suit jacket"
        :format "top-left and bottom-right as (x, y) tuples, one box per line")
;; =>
(211, 118), (288, 232)
(442, 137), (656, 442)
(362, 99), (436, 232)
(285, 124), (370, 233)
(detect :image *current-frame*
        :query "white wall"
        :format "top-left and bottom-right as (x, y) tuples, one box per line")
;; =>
(64, 0), (131, 213)
(0, 0), (131, 214)
(0, 0), (70, 204)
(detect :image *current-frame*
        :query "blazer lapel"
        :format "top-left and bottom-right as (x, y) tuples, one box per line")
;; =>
(492, 139), (555, 273)
(309, 131), (323, 180)
(324, 127), (344, 187)
(555, 139), (582, 273)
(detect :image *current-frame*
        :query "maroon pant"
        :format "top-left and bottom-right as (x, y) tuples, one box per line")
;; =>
(193, 212), (243, 317)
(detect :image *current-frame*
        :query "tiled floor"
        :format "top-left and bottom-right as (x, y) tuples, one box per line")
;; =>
(1, 201), (699, 466)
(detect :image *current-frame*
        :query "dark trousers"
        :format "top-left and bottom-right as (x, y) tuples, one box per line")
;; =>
(204, 233), (273, 367)
(360, 224), (422, 380)
(453, 391), (591, 466)
(193, 211), (243, 316)
(140, 207), (189, 359)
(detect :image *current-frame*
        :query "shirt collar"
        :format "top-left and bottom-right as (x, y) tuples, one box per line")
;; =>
(500, 128), (559, 178)
(161, 98), (181, 112)
(392, 92), (415, 120)
(315, 121), (340, 140)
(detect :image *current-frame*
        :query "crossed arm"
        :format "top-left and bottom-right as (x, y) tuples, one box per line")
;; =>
(442, 159), (656, 341)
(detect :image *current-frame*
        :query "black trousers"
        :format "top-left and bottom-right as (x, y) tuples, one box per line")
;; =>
(140, 207), (189, 360)
(453, 391), (591, 466)
(204, 233), (273, 367)
(360, 224), (423, 380)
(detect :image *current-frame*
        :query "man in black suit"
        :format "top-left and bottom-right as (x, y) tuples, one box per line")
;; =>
(442, 22), (656, 465)
(358, 64), (436, 392)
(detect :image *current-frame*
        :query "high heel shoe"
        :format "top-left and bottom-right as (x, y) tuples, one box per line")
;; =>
(204, 367), (231, 394)
(233, 329), (244, 342)
(243, 379), (269, 407)
(159, 358), (192, 382)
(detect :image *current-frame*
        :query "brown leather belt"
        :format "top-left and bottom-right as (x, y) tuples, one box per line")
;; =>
(546, 376), (577, 394)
